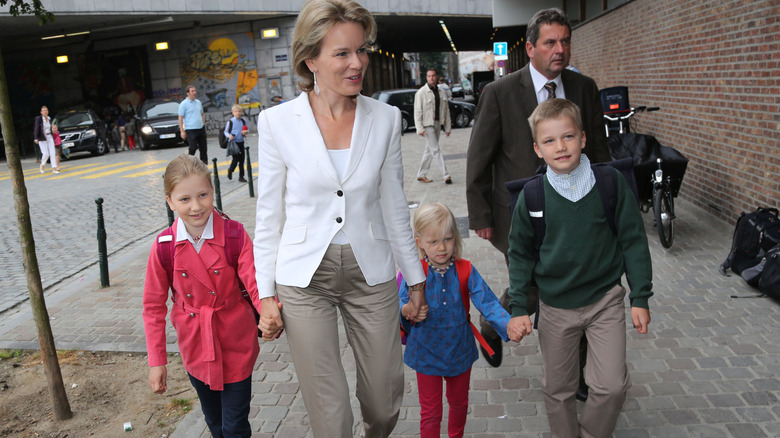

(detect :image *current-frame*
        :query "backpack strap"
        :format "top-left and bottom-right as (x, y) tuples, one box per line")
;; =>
(592, 163), (619, 236)
(521, 175), (546, 261)
(420, 259), (496, 357)
(156, 226), (176, 296)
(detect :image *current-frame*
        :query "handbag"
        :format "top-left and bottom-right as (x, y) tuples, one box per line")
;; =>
(226, 139), (241, 156)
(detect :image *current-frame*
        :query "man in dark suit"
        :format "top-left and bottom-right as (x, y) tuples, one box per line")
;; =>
(466, 8), (610, 376)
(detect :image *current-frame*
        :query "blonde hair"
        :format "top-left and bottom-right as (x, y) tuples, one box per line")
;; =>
(527, 98), (583, 142)
(231, 104), (243, 113)
(292, 0), (376, 92)
(163, 154), (211, 197)
(413, 203), (463, 260)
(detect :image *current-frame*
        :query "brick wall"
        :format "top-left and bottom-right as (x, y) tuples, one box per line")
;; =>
(572, 0), (779, 223)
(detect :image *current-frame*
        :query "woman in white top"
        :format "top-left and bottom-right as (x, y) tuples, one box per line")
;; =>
(252, 1), (427, 437)
(33, 105), (60, 174)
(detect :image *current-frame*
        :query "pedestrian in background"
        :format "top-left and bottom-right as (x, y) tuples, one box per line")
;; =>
(414, 68), (452, 184)
(224, 104), (248, 182)
(33, 105), (60, 174)
(437, 76), (452, 99)
(143, 154), (279, 438)
(253, 1), (426, 436)
(178, 85), (208, 163)
(399, 203), (510, 438)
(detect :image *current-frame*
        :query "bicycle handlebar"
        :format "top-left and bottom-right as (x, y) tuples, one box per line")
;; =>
(603, 105), (661, 122)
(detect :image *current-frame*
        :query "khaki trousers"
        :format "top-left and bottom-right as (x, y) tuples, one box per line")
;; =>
(276, 244), (404, 438)
(417, 125), (450, 180)
(538, 284), (631, 438)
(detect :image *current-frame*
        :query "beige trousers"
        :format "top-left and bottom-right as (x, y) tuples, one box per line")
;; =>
(276, 244), (404, 438)
(538, 284), (631, 438)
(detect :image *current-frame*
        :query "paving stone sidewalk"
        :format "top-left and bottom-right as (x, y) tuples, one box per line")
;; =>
(1, 127), (778, 437)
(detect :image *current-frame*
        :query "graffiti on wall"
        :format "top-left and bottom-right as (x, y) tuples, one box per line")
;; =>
(179, 32), (261, 111)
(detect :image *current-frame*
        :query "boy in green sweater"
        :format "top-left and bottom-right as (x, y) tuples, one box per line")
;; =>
(507, 98), (652, 438)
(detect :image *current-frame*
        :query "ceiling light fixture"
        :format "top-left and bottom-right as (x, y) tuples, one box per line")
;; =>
(439, 20), (458, 54)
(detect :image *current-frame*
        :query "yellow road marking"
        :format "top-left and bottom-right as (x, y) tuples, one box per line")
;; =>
(121, 160), (237, 178)
(0, 162), (103, 180)
(81, 160), (168, 179)
(47, 162), (133, 180)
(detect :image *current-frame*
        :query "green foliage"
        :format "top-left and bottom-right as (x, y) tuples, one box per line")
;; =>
(169, 398), (193, 413)
(0, 0), (55, 25)
(0, 349), (22, 359)
(419, 52), (447, 80)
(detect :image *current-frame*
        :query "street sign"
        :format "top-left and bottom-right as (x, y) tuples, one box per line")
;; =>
(497, 60), (505, 68)
(493, 42), (507, 57)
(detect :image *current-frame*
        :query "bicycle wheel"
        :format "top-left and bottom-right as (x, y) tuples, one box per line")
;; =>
(653, 186), (674, 248)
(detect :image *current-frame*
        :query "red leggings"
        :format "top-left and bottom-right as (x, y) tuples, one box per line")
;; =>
(416, 368), (471, 438)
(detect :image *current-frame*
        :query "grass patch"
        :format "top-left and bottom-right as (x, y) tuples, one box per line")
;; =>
(0, 349), (22, 359)
(169, 398), (193, 413)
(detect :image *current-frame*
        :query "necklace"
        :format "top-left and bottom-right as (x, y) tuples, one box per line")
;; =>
(426, 256), (453, 275)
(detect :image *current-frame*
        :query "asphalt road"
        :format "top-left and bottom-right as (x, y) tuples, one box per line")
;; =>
(0, 137), (254, 314)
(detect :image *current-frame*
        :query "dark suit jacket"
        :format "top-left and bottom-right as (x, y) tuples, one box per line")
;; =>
(33, 115), (50, 142)
(466, 65), (610, 254)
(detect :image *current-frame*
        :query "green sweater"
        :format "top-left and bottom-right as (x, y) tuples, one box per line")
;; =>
(507, 170), (653, 317)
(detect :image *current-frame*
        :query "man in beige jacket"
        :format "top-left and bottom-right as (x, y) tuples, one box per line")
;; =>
(414, 68), (452, 184)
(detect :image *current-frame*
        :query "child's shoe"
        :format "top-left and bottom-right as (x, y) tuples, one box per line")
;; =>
(40, 164), (45, 174)
(238, 176), (247, 183)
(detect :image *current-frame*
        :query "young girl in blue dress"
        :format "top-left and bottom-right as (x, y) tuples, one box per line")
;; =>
(399, 202), (511, 438)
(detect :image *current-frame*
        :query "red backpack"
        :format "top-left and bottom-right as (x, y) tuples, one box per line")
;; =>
(156, 209), (260, 337)
(398, 259), (495, 357)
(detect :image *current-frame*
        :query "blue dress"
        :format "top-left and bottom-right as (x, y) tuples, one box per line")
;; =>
(399, 259), (510, 377)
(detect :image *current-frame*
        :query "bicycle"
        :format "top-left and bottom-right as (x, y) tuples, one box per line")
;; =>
(600, 86), (688, 248)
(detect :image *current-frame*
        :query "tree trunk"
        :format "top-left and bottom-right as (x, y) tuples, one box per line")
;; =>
(0, 48), (72, 420)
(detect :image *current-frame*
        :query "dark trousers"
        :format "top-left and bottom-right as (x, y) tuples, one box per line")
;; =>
(188, 373), (252, 438)
(186, 127), (208, 164)
(228, 141), (245, 177)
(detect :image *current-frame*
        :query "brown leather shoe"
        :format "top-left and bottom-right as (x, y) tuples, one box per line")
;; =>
(417, 177), (432, 183)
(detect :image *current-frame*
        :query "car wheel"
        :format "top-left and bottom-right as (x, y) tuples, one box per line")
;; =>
(92, 137), (107, 156)
(401, 115), (410, 132)
(138, 135), (149, 150)
(455, 111), (471, 128)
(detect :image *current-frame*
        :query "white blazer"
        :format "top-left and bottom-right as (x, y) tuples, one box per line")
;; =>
(253, 92), (425, 298)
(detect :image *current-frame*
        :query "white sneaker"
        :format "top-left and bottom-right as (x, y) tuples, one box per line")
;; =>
(53, 170), (60, 174)
(40, 164), (45, 174)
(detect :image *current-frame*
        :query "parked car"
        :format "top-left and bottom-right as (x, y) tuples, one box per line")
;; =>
(52, 109), (109, 158)
(135, 98), (184, 150)
(370, 89), (476, 132)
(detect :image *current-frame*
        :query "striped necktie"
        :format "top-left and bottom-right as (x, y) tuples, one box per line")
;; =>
(544, 81), (557, 100)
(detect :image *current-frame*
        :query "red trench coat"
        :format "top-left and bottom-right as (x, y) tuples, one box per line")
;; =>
(143, 214), (261, 390)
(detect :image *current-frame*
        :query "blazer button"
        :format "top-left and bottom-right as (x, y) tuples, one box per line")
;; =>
(186, 293), (192, 298)
(189, 313), (195, 317)
(336, 217), (343, 223)
(210, 291), (216, 295)
(214, 269), (219, 274)
(336, 190), (343, 197)
(182, 272), (188, 278)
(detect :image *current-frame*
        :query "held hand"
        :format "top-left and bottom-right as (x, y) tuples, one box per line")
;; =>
(149, 365), (168, 394)
(631, 307), (651, 334)
(413, 304), (429, 322)
(507, 316), (533, 342)
(407, 283), (427, 320)
(475, 228), (493, 241)
(259, 297), (284, 341)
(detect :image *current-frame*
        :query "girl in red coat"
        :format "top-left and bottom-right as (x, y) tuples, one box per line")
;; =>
(143, 154), (280, 437)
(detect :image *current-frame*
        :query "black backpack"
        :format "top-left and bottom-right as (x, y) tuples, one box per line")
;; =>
(219, 118), (245, 149)
(506, 157), (640, 259)
(758, 244), (780, 298)
(719, 207), (780, 277)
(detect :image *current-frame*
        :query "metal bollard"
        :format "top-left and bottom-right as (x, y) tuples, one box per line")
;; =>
(245, 145), (254, 198)
(95, 197), (110, 288)
(163, 173), (174, 227)
(212, 158), (223, 211)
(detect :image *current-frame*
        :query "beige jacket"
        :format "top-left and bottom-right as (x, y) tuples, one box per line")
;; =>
(413, 84), (451, 135)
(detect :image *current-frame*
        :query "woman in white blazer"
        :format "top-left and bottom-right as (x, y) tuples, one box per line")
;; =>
(253, 1), (427, 437)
